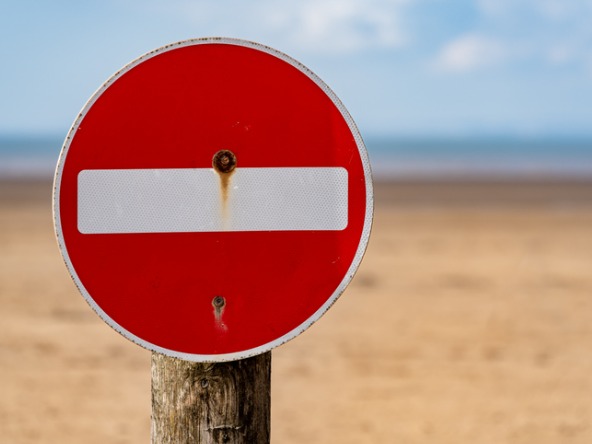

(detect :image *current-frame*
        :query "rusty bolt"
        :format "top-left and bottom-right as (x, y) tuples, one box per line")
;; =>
(212, 296), (226, 309)
(212, 150), (237, 174)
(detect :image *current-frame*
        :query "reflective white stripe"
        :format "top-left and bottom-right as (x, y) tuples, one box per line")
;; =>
(77, 167), (348, 233)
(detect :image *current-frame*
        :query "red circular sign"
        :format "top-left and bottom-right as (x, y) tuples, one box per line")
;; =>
(54, 38), (373, 361)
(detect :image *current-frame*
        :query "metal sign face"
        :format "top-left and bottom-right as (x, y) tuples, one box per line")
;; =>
(53, 38), (373, 362)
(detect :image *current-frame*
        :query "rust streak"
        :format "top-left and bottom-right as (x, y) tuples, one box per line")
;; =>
(212, 150), (237, 229)
(219, 171), (234, 211)
(212, 296), (228, 332)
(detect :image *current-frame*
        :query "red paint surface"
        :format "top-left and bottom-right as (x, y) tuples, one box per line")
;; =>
(58, 43), (367, 355)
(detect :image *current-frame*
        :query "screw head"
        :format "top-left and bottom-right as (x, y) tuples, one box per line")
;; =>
(212, 150), (237, 173)
(212, 296), (226, 309)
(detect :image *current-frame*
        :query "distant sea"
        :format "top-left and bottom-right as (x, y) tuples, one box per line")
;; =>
(369, 137), (592, 179)
(2, 134), (592, 180)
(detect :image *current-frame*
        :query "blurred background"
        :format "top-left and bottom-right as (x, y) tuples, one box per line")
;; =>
(2, 1), (592, 443)
(2, 0), (592, 177)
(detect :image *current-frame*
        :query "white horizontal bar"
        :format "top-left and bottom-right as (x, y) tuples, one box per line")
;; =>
(77, 168), (348, 233)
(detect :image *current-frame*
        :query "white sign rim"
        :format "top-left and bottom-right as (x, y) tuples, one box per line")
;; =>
(53, 37), (374, 362)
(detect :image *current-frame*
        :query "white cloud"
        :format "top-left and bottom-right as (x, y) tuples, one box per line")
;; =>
(263, 0), (408, 53)
(477, 0), (586, 20)
(547, 44), (576, 65)
(138, 0), (410, 54)
(433, 34), (507, 73)
(456, 0), (592, 73)
(476, 0), (510, 17)
(537, 0), (579, 21)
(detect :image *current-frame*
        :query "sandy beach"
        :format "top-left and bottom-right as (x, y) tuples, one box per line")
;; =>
(2, 178), (592, 443)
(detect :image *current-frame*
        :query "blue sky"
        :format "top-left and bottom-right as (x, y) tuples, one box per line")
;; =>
(1, 0), (591, 138)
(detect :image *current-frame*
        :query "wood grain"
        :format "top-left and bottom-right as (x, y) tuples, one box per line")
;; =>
(151, 352), (271, 444)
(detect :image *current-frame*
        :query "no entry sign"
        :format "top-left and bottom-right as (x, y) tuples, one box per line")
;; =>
(53, 38), (373, 362)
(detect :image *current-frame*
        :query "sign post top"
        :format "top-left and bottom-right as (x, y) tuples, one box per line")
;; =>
(54, 38), (373, 362)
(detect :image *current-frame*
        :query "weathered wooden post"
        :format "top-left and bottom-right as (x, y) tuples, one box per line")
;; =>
(151, 353), (271, 444)
(53, 38), (372, 441)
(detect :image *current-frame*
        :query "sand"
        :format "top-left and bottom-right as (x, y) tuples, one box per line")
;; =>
(2, 178), (592, 443)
